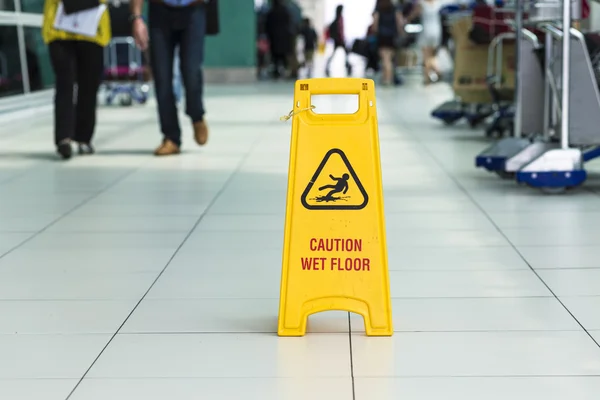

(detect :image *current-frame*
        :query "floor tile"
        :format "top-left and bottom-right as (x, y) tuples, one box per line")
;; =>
(147, 269), (280, 299)
(387, 270), (551, 298)
(196, 214), (284, 232)
(0, 300), (135, 334)
(487, 211), (600, 229)
(0, 214), (59, 232)
(0, 233), (31, 256)
(350, 297), (580, 332)
(387, 246), (527, 271)
(70, 378), (353, 400)
(169, 246), (281, 272)
(0, 379), (77, 400)
(384, 211), (496, 231)
(386, 229), (509, 247)
(502, 228), (600, 246)
(0, 334), (111, 378)
(122, 298), (348, 333)
(47, 215), (198, 233)
(0, 247), (175, 273)
(185, 230), (284, 250)
(22, 232), (188, 249)
(0, 271), (158, 300)
(537, 269), (600, 296)
(354, 377), (600, 400)
(86, 333), (351, 378)
(560, 296), (600, 330)
(351, 331), (600, 377)
(517, 245), (600, 269)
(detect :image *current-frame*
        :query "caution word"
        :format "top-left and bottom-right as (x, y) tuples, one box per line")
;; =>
(278, 78), (393, 337)
(302, 238), (370, 271)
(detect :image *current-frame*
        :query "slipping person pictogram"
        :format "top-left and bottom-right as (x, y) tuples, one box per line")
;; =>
(301, 148), (368, 210)
(316, 173), (350, 202)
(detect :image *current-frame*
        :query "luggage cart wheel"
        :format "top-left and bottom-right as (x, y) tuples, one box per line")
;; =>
(540, 186), (567, 195)
(443, 117), (460, 125)
(120, 95), (133, 106)
(495, 170), (515, 180)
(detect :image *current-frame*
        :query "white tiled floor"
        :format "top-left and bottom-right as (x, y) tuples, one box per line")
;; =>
(1, 74), (600, 400)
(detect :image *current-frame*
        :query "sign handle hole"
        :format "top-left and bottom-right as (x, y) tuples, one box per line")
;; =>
(310, 94), (359, 114)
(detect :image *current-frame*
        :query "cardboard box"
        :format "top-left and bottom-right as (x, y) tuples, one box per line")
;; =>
(450, 17), (515, 104)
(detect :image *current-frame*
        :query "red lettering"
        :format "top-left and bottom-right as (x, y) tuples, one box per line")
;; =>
(309, 238), (363, 252)
(363, 258), (370, 271)
(301, 257), (313, 270)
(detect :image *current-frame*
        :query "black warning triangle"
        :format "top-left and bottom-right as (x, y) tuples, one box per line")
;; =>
(301, 148), (368, 210)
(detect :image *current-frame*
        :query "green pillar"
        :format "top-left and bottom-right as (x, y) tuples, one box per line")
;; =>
(204, 0), (256, 83)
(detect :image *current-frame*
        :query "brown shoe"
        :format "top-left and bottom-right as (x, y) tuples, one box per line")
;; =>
(193, 120), (209, 146)
(154, 139), (181, 156)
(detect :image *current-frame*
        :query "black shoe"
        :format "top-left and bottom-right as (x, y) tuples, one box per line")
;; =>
(57, 141), (72, 160)
(78, 143), (95, 155)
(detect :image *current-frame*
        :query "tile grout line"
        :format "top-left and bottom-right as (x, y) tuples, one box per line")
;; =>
(348, 312), (357, 400)
(64, 131), (268, 400)
(385, 101), (600, 350)
(0, 119), (158, 263)
(0, 116), (155, 189)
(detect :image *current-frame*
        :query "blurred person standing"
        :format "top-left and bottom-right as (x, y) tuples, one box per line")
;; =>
(406, 0), (443, 84)
(265, 0), (292, 79)
(130, 0), (219, 156)
(325, 4), (351, 77)
(285, 0), (302, 79)
(42, 0), (111, 159)
(300, 17), (317, 78)
(372, 0), (404, 86)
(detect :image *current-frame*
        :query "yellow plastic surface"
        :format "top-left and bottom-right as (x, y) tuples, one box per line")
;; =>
(278, 78), (393, 337)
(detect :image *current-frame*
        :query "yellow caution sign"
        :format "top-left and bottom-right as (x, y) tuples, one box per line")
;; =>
(278, 78), (393, 337)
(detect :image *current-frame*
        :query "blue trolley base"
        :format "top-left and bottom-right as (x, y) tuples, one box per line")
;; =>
(516, 170), (587, 190)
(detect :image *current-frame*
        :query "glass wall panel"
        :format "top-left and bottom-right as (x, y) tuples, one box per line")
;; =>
(0, 25), (25, 98)
(20, 0), (45, 14)
(0, 0), (16, 11)
(23, 27), (54, 91)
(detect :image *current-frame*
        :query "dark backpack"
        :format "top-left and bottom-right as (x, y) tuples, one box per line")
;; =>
(378, 10), (397, 37)
(329, 19), (341, 41)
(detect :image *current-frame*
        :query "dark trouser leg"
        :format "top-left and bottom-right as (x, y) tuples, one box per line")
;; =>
(73, 41), (104, 144)
(148, 3), (180, 145)
(179, 4), (206, 124)
(48, 40), (77, 145)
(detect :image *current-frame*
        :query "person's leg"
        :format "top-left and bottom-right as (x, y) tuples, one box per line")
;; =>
(73, 41), (104, 153)
(173, 46), (183, 104)
(305, 50), (314, 77)
(379, 47), (393, 85)
(148, 3), (180, 154)
(422, 46), (433, 83)
(325, 43), (338, 76)
(179, 3), (208, 146)
(48, 40), (77, 159)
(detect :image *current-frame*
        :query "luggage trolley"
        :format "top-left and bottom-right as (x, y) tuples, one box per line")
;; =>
(432, 2), (512, 128)
(430, 5), (478, 126)
(474, 0), (549, 178)
(100, 37), (149, 106)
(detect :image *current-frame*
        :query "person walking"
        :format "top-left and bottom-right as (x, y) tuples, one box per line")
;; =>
(265, 0), (292, 79)
(42, 0), (111, 159)
(300, 17), (317, 78)
(130, 0), (218, 156)
(372, 0), (404, 86)
(406, 0), (443, 84)
(325, 4), (351, 77)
